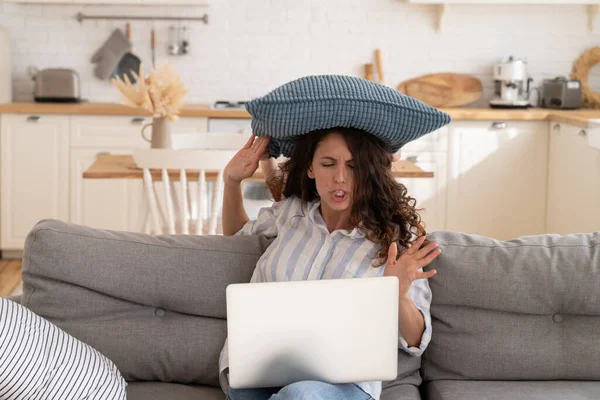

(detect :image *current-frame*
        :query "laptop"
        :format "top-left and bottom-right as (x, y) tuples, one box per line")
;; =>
(226, 276), (399, 389)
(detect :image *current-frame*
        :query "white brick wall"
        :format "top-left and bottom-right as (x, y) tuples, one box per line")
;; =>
(1, 0), (600, 106)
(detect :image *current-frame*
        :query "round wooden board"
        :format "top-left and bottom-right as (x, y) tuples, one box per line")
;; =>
(397, 73), (483, 108)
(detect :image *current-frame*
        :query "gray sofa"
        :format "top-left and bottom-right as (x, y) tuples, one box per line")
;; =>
(7, 219), (600, 400)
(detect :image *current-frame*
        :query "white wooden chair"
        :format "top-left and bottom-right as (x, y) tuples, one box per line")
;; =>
(133, 133), (250, 235)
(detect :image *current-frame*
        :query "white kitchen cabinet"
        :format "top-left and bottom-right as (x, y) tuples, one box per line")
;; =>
(446, 120), (549, 240)
(71, 115), (207, 148)
(397, 151), (448, 233)
(0, 114), (69, 251)
(71, 148), (145, 233)
(70, 115), (208, 233)
(546, 123), (600, 235)
(208, 118), (252, 135)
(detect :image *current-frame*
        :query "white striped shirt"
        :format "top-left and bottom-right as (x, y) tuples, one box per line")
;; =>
(219, 196), (432, 400)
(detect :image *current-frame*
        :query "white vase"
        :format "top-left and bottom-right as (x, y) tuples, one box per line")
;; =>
(141, 117), (172, 149)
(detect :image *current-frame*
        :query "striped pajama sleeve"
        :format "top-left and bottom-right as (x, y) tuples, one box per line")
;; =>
(0, 298), (127, 400)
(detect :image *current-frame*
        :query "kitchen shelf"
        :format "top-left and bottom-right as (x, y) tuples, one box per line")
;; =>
(406, 1), (600, 33)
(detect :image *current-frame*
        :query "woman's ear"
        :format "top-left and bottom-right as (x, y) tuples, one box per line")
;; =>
(307, 165), (315, 179)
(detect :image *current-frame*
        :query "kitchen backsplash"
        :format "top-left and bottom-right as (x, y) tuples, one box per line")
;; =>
(1, 0), (599, 106)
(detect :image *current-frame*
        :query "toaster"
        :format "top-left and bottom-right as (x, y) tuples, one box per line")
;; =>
(33, 68), (81, 103)
(539, 77), (582, 109)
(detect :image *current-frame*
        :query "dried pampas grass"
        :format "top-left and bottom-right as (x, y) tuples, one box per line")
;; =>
(112, 64), (188, 121)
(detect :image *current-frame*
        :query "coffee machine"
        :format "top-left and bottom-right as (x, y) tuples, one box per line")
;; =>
(489, 56), (533, 108)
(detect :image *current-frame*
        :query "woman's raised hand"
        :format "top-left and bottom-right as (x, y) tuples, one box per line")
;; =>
(225, 135), (270, 183)
(383, 236), (440, 296)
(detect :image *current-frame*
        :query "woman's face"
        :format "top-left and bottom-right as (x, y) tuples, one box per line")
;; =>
(307, 132), (354, 213)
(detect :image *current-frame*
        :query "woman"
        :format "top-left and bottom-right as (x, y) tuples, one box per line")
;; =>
(219, 126), (441, 400)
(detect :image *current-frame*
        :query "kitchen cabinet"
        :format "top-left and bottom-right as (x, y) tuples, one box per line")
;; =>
(0, 114), (69, 252)
(396, 127), (449, 233)
(70, 115), (208, 233)
(71, 148), (145, 232)
(446, 120), (549, 240)
(0, 113), (209, 253)
(397, 151), (448, 233)
(5, 110), (595, 251)
(546, 123), (600, 235)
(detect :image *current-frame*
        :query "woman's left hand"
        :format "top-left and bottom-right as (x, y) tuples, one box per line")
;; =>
(383, 236), (441, 296)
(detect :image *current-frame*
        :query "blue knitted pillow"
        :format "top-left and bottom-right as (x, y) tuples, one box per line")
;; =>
(245, 75), (452, 158)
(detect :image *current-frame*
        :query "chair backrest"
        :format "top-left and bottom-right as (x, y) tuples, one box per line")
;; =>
(171, 132), (250, 151)
(133, 148), (237, 170)
(133, 132), (249, 236)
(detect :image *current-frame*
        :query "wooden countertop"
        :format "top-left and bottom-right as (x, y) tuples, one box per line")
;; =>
(0, 102), (251, 119)
(83, 154), (434, 180)
(1, 102), (600, 127)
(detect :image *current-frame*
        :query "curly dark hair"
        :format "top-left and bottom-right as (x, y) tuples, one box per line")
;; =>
(267, 127), (428, 266)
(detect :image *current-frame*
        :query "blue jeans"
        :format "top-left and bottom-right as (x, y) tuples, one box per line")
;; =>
(227, 380), (374, 400)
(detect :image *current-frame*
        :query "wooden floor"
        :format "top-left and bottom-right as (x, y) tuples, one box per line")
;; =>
(0, 259), (22, 297)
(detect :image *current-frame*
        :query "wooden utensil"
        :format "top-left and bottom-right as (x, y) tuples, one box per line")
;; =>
(365, 64), (374, 81)
(375, 49), (384, 84)
(151, 26), (156, 68)
(397, 73), (483, 108)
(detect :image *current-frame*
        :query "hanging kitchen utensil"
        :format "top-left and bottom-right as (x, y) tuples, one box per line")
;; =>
(113, 22), (141, 83)
(151, 25), (156, 68)
(375, 49), (384, 84)
(180, 26), (189, 55)
(168, 26), (179, 56)
(90, 29), (130, 81)
(364, 64), (374, 81)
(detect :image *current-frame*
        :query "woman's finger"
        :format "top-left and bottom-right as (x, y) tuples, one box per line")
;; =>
(250, 136), (260, 151)
(405, 236), (426, 255)
(415, 269), (437, 280)
(415, 241), (438, 260)
(387, 242), (398, 265)
(243, 135), (255, 149)
(419, 247), (442, 267)
(256, 136), (270, 152)
(253, 138), (269, 160)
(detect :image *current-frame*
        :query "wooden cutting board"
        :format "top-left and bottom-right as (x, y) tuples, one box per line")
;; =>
(397, 73), (483, 108)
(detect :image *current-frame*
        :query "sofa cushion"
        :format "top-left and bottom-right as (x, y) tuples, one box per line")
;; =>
(426, 380), (600, 400)
(0, 298), (127, 399)
(381, 383), (421, 400)
(21, 219), (272, 387)
(127, 382), (225, 400)
(422, 231), (600, 381)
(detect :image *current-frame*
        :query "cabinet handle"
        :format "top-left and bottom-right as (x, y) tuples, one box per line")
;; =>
(26, 115), (41, 123)
(490, 121), (506, 130)
(552, 123), (561, 131)
(406, 156), (420, 163)
(579, 129), (587, 137)
(130, 117), (146, 125)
